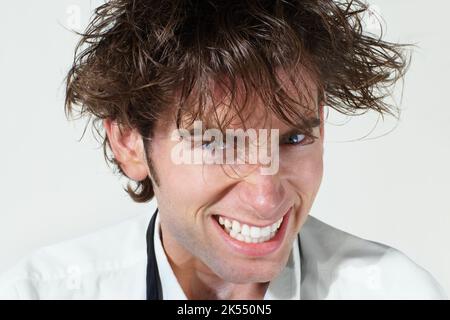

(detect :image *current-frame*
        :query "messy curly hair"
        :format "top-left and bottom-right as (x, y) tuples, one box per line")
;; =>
(65, 0), (411, 203)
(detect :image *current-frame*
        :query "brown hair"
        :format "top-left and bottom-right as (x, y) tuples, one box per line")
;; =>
(65, 0), (411, 202)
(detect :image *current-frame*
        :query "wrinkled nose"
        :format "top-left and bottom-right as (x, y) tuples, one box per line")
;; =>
(237, 166), (286, 219)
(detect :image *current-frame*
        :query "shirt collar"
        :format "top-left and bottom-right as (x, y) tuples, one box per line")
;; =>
(153, 212), (301, 300)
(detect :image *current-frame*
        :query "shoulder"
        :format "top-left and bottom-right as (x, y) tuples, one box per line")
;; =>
(0, 211), (152, 299)
(299, 215), (447, 300)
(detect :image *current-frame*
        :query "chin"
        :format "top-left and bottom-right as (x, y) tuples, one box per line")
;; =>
(209, 256), (287, 284)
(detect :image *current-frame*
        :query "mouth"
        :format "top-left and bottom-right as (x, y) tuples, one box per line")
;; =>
(211, 207), (292, 257)
(214, 215), (284, 243)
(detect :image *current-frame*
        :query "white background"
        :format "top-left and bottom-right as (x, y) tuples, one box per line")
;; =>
(0, 1), (449, 297)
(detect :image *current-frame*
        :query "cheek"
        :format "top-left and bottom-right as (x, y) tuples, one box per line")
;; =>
(151, 162), (212, 250)
(298, 155), (323, 186)
(283, 148), (324, 199)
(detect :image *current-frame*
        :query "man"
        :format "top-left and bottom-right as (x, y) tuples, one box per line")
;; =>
(0, 0), (447, 299)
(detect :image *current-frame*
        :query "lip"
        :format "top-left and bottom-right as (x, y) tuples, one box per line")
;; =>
(211, 206), (292, 257)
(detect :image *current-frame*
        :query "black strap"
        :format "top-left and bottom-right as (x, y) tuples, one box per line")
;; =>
(145, 208), (163, 300)
(145, 207), (303, 300)
(297, 232), (303, 299)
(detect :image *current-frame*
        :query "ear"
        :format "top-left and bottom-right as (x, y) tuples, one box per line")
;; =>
(103, 119), (148, 181)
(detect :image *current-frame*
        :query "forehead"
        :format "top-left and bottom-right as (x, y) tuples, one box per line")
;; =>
(158, 66), (321, 134)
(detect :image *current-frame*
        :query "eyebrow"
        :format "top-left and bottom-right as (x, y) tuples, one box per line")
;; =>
(183, 116), (321, 137)
(279, 117), (321, 141)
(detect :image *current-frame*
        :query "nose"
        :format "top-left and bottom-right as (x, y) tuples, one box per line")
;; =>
(236, 165), (286, 219)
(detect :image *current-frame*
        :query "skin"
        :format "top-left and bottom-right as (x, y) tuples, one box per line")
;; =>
(104, 70), (325, 300)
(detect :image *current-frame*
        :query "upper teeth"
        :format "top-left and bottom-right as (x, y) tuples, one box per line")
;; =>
(217, 215), (283, 243)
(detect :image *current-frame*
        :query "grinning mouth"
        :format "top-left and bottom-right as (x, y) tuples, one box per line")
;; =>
(213, 214), (284, 244)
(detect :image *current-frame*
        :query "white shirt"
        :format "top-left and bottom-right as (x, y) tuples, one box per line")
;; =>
(0, 210), (447, 299)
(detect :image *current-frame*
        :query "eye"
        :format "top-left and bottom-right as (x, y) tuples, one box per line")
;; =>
(282, 133), (314, 146)
(287, 134), (305, 145)
(201, 133), (238, 151)
(201, 139), (228, 151)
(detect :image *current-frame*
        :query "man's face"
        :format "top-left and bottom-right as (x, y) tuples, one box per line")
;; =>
(147, 72), (325, 284)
